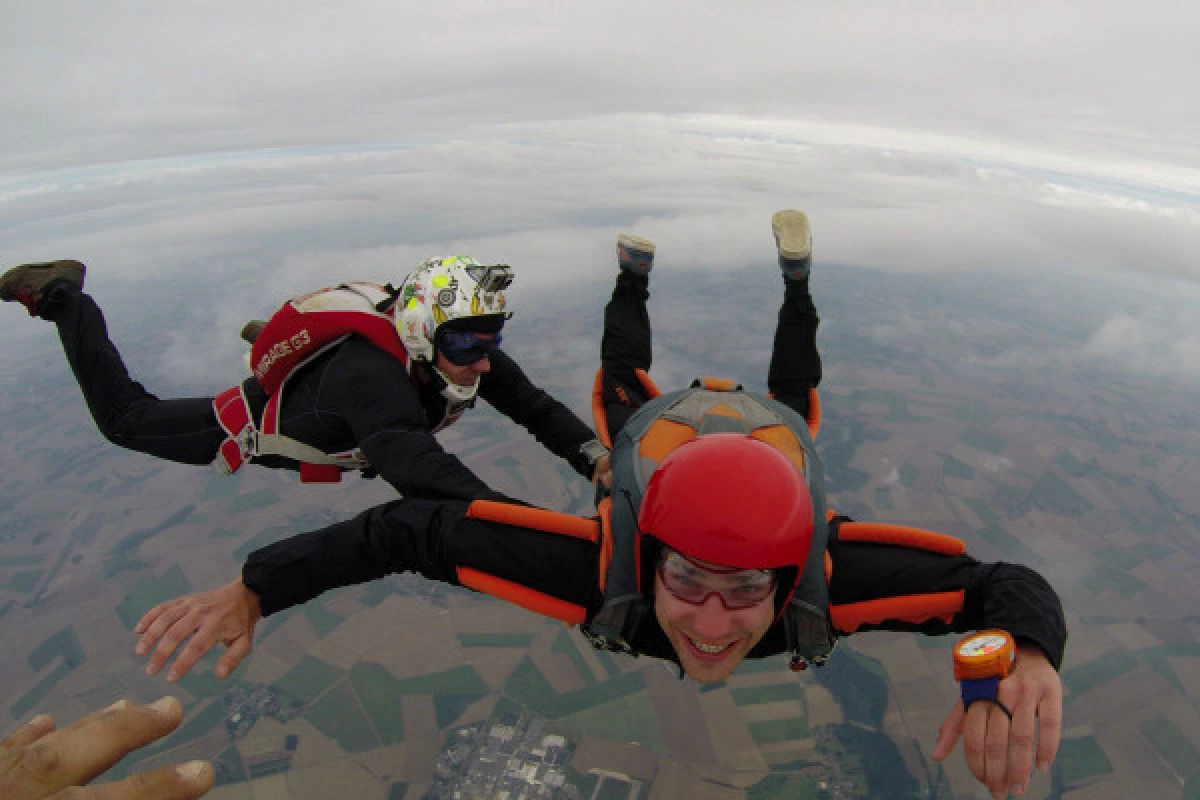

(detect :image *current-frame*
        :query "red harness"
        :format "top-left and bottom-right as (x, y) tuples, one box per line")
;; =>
(213, 283), (409, 482)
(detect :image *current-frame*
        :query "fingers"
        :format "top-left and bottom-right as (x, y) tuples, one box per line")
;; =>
(982, 702), (1011, 799)
(161, 620), (225, 683)
(133, 598), (181, 635)
(78, 760), (214, 800)
(2, 716), (55, 752)
(960, 701), (989, 788)
(1034, 683), (1063, 772)
(135, 601), (191, 657)
(1004, 681), (1038, 795)
(930, 703), (964, 762)
(0, 697), (183, 798)
(215, 636), (253, 680)
(144, 621), (211, 682)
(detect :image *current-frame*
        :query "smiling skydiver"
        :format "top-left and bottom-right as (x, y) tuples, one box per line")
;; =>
(133, 211), (1066, 798)
(0, 256), (609, 500)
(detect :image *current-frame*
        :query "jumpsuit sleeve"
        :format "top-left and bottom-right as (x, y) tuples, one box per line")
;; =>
(827, 521), (1068, 670)
(320, 339), (504, 502)
(479, 350), (601, 478)
(242, 498), (603, 618)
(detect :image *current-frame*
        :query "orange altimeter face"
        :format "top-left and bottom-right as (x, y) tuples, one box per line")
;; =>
(953, 629), (1016, 682)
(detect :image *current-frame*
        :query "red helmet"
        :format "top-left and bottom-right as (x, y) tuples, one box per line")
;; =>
(637, 433), (814, 573)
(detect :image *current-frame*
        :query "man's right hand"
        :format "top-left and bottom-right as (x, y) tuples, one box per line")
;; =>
(134, 579), (262, 682)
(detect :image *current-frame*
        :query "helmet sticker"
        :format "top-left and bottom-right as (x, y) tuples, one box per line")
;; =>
(437, 288), (457, 307)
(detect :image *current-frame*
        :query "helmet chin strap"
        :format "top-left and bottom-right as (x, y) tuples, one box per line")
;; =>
(427, 362), (481, 404)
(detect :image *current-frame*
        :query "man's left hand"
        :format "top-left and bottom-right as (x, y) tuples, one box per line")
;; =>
(932, 643), (1062, 799)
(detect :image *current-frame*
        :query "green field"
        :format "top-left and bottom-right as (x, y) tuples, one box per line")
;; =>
(1139, 715), (1200, 778)
(976, 523), (1043, 565)
(961, 428), (1007, 454)
(1081, 563), (1145, 599)
(731, 682), (805, 707)
(5, 569), (43, 593)
(748, 715), (809, 745)
(873, 487), (893, 511)
(1056, 735), (1113, 785)
(0, 553), (46, 567)
(552, 629), (598, 686)
(557, 692), (665, 752)
(350, 662), (406, 744)
(942, 454), (974, 480)
(1028, 470), (1091, 514)
(1062, 649), (1140, 697)
(392, 664), (489, 696)
(1131, 540), (1174, 561)
(303, 602), (344, 637)
(231, 488), (281, 513)
(212, 746), (248, 787)
(116, 565), (192, 629)
(747, 773), (820, 800)
(1093, 545), (1144, 571)
(275, 655), (343, 703)
(503, 656), (646, 718)
(898, 464), (920, 488)
(457, 633), (537, 648)
(305, 682), (381, 753)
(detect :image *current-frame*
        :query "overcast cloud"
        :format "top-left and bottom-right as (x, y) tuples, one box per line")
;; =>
(2, 1), (1199, 386)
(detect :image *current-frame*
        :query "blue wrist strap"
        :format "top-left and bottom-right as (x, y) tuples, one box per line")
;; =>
(961, 676), (1001, 707)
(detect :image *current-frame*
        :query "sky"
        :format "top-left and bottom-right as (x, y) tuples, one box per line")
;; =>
(2, 1), (1199, 383)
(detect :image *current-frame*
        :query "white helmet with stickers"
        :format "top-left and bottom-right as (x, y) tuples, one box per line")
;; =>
(395, 256), (513, 402)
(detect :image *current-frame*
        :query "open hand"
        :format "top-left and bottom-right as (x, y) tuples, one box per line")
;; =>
(932, 644), (1063, 798)
(0, 696), (213, 799)
(134, 578), (262, 682)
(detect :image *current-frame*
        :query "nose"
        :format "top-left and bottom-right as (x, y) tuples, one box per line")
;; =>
(471, 355), (491, 374)
(688, 592), (735, 639)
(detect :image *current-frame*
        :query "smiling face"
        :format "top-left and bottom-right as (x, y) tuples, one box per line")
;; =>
(652, 554), (778, 684)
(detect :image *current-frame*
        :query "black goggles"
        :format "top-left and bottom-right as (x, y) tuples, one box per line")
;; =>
(439, 331), (502, 366)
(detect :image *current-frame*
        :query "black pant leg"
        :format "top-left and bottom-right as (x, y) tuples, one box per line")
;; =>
(47, 292), (226, 465)
(600, 273), (653, 438)
(767, 277), (821, 419)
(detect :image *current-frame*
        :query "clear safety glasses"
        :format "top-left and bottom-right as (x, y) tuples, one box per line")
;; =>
(439, 331), (502, 366)
(657, 549), (778, 610)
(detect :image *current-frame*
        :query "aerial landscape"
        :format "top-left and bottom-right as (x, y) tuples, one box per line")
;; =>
(2, 263), (1198, 799)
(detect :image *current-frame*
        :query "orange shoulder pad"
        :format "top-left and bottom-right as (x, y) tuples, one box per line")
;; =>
(836, 521), (965, 557)
(466, 500), (599, 543)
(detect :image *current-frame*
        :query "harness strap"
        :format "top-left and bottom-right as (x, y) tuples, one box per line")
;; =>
(211, 385), (369, 483)
(213, 385), (253, 475)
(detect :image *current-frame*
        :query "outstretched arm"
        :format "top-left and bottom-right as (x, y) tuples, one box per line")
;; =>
(133, 497), (601, 681)
(480, 350), (603, 480)
(826, 519), (1066, 796)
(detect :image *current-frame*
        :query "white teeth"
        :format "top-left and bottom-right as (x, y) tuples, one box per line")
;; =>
(689, 638), (730, 654)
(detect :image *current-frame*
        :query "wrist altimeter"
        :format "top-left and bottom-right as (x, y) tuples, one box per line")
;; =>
(953, 629), (1016, 712)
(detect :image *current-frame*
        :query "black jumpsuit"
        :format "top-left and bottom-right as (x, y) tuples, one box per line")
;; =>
(44, 290), (599, 501)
